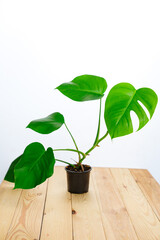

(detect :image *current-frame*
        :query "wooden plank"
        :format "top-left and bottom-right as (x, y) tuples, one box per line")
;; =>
(93, 167), (138, 240)
(111, 168), (160, 240)
(40, 166), (72, 240)
(130, 169), (160, 221)
(5, 180), (47, 240)
(72, 172), (106, 240)
(0, 181), (22, 240)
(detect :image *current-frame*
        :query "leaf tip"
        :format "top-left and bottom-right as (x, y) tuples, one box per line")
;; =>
(26, 122), (31, 129)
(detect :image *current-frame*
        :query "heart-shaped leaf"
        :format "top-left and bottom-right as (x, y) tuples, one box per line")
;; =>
(4, 155), (22, 182)
(6, 142), (55, 189)
(56, 75), (107, 101)
(26, 112), (64, 134)
(104, 83), (158, 139)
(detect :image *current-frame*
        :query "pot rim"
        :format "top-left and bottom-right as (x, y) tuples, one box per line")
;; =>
(65, 165), (92, 174)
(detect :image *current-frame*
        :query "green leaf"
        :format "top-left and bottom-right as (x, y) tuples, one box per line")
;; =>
(4, 155), (22, 182)
(26, 112), (64, 134)
(56, 74), (107, 101)
(14, 142), (55, 189)
(104, 83), (158, 139)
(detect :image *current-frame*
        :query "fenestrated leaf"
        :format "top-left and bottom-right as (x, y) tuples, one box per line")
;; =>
(4, 155), (22, 182)
(14, 142), (55, 189)
(104, 83), (158, 139)
(26, 112), (64, 134)
(56, 75), (107, 101)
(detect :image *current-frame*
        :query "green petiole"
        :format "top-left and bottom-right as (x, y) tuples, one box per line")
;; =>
(55, 159), (74, 167)
(64, 122), (81, 161)
(52, 148), (86, 159)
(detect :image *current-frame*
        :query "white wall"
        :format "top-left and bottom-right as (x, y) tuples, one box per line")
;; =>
(0, 0), (160, 183)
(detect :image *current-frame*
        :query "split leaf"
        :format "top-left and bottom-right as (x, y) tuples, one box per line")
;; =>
(104, 83), (158, 139)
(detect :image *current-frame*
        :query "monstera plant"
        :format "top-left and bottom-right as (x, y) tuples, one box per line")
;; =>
(5, 75), (158, 192)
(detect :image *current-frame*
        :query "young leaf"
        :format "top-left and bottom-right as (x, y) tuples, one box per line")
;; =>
(13, 142), (55, 189)
(104, 83), (158, 139)
(4, 155), (22, 182)
(26, 112), (64, 134)
(56, 74), (107, 101)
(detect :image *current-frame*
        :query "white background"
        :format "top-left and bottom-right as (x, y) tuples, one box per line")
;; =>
(0, 0), (160, 184)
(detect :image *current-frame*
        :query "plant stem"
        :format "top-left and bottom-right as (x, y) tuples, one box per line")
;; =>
(52, 148), (86, 159)
(78, 98), (102, 165)
(55, 159), (74, 167)
(64, 122), (81, 161)
(93, 99), (102, 146)
(97, 131), (109, 144)
(79, 131), (109, 163)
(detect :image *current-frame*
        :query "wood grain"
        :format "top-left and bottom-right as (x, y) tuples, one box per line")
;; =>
(93, 167), (138, 240)
(1, 167), (160, 240)
(111, 168), (160, 240)
(130, 169), (160, 221)
(0, 181), (22, 240)
(72, 173), (106, 240)
(40, 167), (72, 240)
(5, 181), (47, 240)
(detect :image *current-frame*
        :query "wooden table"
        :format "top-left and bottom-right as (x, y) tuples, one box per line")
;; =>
(0, 166), (160, 240)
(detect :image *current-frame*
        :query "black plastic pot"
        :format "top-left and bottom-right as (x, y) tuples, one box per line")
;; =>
(65, 165), (92, 194)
